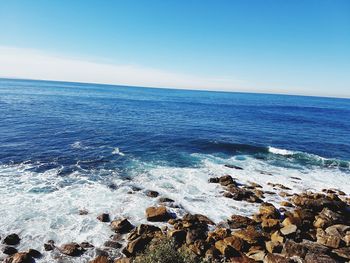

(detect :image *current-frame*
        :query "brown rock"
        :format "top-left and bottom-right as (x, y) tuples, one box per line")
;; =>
(232, 226), (264, 245)
(186, 228), (206, 244)
(27, 249), (42, 258)
(114, 258), (131, 263)
(145, 190), (159, 197)
(3, 234), (20, 246)
(4, 252), (33, 263)
(97, 213), (110, 222)
(219, 175), (236, 186)
(228, 215), (256, 229)
(110, 218), (134, 234)
(104, 240), (122, 249)
(223, 236), (244, 251)
(282, 240), (329, 258)
(261, 218), (280, 231)
(124, 236), (152, 256)
(215, 239), (241, 258)
(259, 203), (280, 219)
(168, 229), (187, 245)
(304, 252), (337, 263)
(158, 197), (174, 203)
(90, 256), (111, 263)
(145, 206), (171, 222)
(316, 228), (341, 248)
(280, 224), (297, 236)
(59, 242), (85, 256)
(207, 228), (231, 242)
(280, 201), (293, 207)
(271, 231), (284, 243)
(246, 249), (266, 261)
(264, 253), (292, 263)
(265, 241), (282, 254)
(332, 247), (350, 260)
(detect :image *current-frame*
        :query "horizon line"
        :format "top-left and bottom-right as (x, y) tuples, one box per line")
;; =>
(1, 76), (349, 100)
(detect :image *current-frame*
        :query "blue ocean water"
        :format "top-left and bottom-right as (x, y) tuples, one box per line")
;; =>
(1, 78), (350, 260)
(0, 78), (349, 172)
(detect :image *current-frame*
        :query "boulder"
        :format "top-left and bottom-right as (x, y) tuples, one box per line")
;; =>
(104, 240), (122, 249)
(59, 242), (85, 256)
(219, 175), (236, 186)
(232, 226), (264, 245)
(316, 228), (341, 248)
(280, 224), (297, 236)
(265, 241), (282, 254)
(145, 190), (159, 197)
(27, 249), (42, 258)
(264, 253), (292, 263)
(332, 247), (350, 260)
(186, 229), (207, 244)
(168, 229), (187, 244)
(158, 197), (174, 203)
(259, 203), (280, 219)
(97, 213), (110, 222)
(89, 256), (111, 263)
(123, 236), (152, 256)
(261, 218), (280, 231)
(110, 218), (134, 234)
(282, 240), (329, 258)
(4, 252), (33, 263)
(214, 239), (241, 258)
(304, 252), (338, 263)
(228, 215), (256, 229)
(223, 236), (244, 251)
(3, 234), (20, 246)
(145, 206), (171, 222)
(246, 249), (266, 261)
(2, 246), (18, 255)
(208, 177), (219, 183)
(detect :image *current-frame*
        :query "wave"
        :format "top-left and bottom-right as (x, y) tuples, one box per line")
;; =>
(112, 147), (125, 156)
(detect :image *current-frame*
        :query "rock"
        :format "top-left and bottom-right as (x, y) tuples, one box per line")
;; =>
(4, 252), (33, 263)
(223, 236), (244, 251)
(228, 215), (256, 229)
(259, 203), (280, 219)
(280, 201), (293, 207)
(114, 258), (131, 263)
(246, 249), (266, 261)
(2, 246), (18, 255)
(128, 224), (161, 240)
(191, 214), (215, 225)
(225, 164), (243, 170)
(316, 228), (341, 248)
(265, 241), (282, 254)
(215, 240), (241, 258)
(123, 236), (152, 256)
(104, 240), (122, 249)
(80, 242), (94, 249)
(44, 240), (55, 251)
(207, 228), (231, 242)
(232, 226), (264, 245)
(168, 229), (187, 245)
(282, 240), (329, 258)
(145, 206), (171, 222)
(110, 218), (134, 234)
(208, 177), (219, 183)
(219, 175), (236, 186)
(59, 242), (85, 256)
(158, 197), (174, 203)
(325, 224), (350, 239)
(97, 213), (110, 222)
(267, 183), (291, 190)
(186, 229), (206, 244)
(3, 234), (20, 246)
(27, 249), (41, 258)
(89, 256), (111, 263)
(279, 191), (292, 198)
(332, 247), (350, 260)
(280, 224), (297, 236)
(304, 252), (338, 263)
(145, 190), (159, 197)
(314, 208), (344, 229)
(205, 246), (221, 261)
(264, 253), (292, 263)
(271, 231), (284, 243)
(261, 218), (280, 231)
(79, 209), (89, 215)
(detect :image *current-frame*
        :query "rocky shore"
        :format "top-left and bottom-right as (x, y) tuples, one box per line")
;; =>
(1, 170), (350, 263)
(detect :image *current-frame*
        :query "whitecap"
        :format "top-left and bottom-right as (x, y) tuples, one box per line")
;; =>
(112, 147), (125, 156)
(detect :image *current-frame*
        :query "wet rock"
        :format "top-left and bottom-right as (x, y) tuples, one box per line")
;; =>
(208, 177), (219, 183)
(228, 215), (256, 229)
(80, 242), (94, 249)
(259, 203), (280, 219)
(104, 240), (122, 249)
(3, 234), (20, 246)
(44, 240), (55, 251)
(145, 190), (159, 197)
(316, 228), (341, 248)
(89, 255), (111, 263)
(280, 201), (293, 207)
(59, 242), (85, 256)
(279, 191), (292, 198)
(313, 208), (344, 229)
(268, 183), (291, 190)
(219, 175), (236, 186)
(186, 229), (207, 244)
(225, 164), (243, 170)
(2, 246), (18, 255)
(191, 214), (215, 225)
(4, 252), (33, 263)
(158, 197), (174, 203)
(97, 213), (110, 222)
(207, 228), (231, 242)
(110, 218), (134, 234)
(27, 249), (42, 258)
(79, 209), (89, 215)
(145, 206), (172, 222)
(332, 247), (350, 260)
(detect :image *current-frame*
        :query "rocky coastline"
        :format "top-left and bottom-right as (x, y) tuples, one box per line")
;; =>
(1, 168), (350, 263)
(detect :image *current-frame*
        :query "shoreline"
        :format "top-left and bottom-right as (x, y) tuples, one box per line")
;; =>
(1, 165), (349, 263)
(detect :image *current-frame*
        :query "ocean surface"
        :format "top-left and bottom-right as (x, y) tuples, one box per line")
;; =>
(0, 78), (350, 261)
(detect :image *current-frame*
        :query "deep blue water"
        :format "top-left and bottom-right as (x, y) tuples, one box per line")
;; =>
(1, 78), (350, 177)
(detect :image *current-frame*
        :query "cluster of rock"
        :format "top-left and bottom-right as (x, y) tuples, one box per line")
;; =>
(1, 175), (349, 262)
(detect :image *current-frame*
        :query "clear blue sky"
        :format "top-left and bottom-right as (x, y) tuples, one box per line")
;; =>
(0, 0), (349, 97)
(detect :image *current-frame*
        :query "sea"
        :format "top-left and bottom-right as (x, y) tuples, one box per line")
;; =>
(0, 78), (349, 261)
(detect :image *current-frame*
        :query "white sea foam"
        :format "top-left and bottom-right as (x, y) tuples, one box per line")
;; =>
(268, 146), (295, 156)
(112, 147), (125, 156)
(0, 155), (349, 261)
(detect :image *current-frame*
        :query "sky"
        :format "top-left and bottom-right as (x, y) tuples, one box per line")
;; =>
(0, 0), (349, 97)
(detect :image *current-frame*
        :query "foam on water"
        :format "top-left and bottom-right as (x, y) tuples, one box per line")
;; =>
(0, 153), (349, 262)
